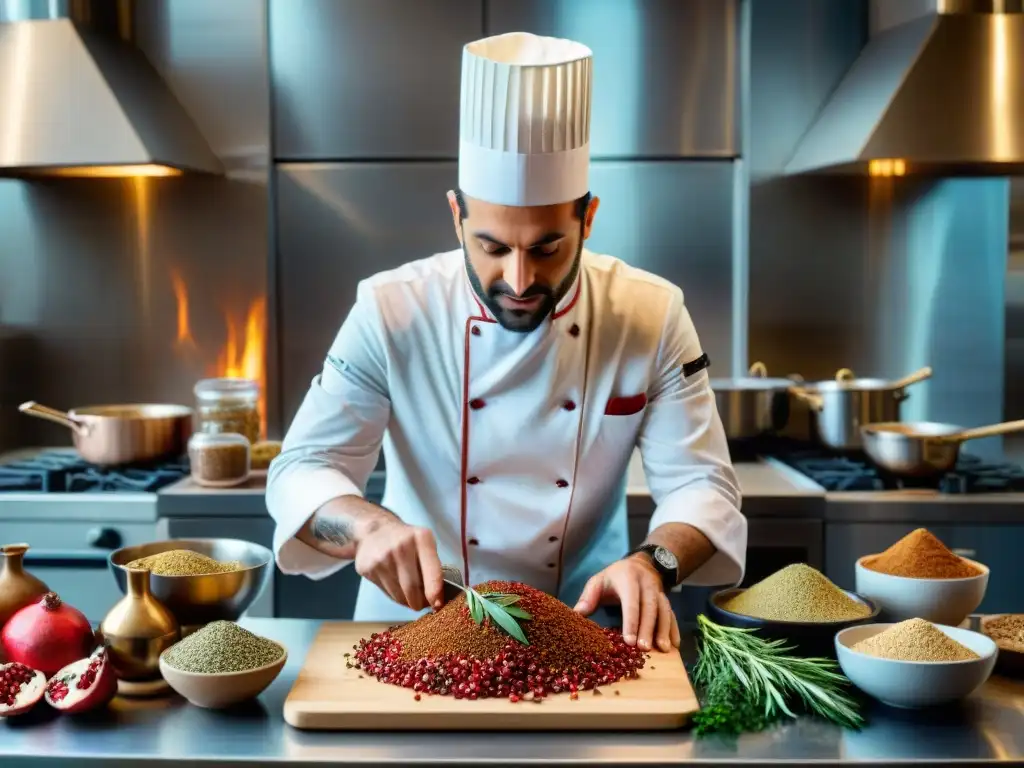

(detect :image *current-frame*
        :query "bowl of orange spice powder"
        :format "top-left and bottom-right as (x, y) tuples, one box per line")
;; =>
(855, 528), (989, 626)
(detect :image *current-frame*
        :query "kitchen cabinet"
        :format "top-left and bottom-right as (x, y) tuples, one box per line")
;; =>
(825, 523), (1024, 614)
(269, 0), (483, 159)
(485, 0), (740, 158)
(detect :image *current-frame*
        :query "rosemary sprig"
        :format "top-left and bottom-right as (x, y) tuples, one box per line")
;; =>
(443, 579), (532, 645)
(691, 614), (863, 737)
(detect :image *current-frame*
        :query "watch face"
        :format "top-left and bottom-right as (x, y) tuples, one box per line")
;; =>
(654, 547), (678, 571)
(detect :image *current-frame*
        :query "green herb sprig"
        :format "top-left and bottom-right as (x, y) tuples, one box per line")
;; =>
(443, 580), (532, 646)
(691, 614), (863, 737)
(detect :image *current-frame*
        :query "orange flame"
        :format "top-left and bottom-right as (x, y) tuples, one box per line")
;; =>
(170, 272), (267, 439)
(214, 297), (268, 440)
(170, 269), (196, 349)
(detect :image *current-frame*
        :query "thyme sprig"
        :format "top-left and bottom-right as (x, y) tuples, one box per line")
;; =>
(443, 579), (532, 646)
(691, 614), (863, 737)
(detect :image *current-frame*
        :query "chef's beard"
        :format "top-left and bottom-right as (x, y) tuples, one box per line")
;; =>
(463, 240), (583, 334)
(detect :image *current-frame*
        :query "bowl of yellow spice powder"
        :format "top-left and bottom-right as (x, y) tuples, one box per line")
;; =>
(708, 564), (880, 658)
(836, 618), (997, 708)
(109, 539), (273, 629)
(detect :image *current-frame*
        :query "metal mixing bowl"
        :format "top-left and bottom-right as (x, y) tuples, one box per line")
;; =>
(109, 539), (273, 628)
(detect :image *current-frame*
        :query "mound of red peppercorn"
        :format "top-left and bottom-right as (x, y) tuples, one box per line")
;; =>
(353, 580), (648, 700)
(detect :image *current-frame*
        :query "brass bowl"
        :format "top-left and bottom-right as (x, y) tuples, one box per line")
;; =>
(109, 539), (272, 628)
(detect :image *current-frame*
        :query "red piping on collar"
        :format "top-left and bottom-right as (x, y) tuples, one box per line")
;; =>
(552, 277), (581, 320)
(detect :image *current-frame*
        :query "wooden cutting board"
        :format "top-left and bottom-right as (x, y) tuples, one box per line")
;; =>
(283, 622), (700, 731)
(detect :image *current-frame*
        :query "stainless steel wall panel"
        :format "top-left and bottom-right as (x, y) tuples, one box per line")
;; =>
(270, 0), (484, 160)
(485, 0), (739, 159)
(275, 162), (460, 422)
(587, 161), (735, 376)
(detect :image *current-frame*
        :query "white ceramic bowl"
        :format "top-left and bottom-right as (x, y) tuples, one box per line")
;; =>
(159, 641), (287, 709)
(854, 556), (989, 626)
(836, 622), (997, 709)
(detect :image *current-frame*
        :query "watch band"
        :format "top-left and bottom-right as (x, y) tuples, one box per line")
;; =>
(628, 544), (678, 590)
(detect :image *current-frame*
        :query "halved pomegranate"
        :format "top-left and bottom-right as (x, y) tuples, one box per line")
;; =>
(0, 662), (46, 717)
(44, 647), (117, 714)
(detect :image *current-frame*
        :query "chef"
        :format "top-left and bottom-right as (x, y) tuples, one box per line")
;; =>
(267, 31), (746, 653)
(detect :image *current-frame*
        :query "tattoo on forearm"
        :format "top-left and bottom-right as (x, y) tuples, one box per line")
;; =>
(312, 515), (356, 547)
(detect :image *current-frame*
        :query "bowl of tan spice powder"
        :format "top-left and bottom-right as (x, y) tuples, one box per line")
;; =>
(110, 539), (273, 629)
(836, 618), (997, 708)
(980, 614), (1024, 678)
(855, 528), (989, 627)
(708, 563), (879, 658)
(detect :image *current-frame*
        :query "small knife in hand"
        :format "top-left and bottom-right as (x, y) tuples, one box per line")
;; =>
(441, 563), (465, 604)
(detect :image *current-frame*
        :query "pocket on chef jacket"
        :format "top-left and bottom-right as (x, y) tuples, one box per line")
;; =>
(593, 394), (648, 455)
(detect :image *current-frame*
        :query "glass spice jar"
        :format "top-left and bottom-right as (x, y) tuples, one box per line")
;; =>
(194, 377), (261, 444)
(188, 432), (251, 488)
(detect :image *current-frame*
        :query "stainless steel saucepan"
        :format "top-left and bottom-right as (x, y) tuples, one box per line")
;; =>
(710, 362), (802, 440)
(19, 401), (193, 466)
(861, 420), (1024, 478)
(790, 366), (933, 450)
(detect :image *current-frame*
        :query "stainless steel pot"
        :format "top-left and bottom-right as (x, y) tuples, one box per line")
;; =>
(710, 362), (801, 440)
(790, 367), (932, 450)
(861, 420), (1024, 478)
(18, 401), (193, 466)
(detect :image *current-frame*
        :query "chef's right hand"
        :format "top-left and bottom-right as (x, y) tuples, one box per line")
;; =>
(354, 519), (445, 612)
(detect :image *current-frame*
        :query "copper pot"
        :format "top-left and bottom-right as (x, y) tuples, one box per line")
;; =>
(18, 401), (193, 466)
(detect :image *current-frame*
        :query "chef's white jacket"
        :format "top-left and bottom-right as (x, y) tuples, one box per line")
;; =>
(266, 248), (746, 622)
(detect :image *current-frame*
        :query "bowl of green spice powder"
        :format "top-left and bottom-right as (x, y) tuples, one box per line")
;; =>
(708, 564), (880, 658)
(160, 621), (287, 709)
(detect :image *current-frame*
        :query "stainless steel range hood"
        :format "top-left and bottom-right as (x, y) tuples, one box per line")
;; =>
(786, 0), (1024, 176)
(0, 0), (222, 178)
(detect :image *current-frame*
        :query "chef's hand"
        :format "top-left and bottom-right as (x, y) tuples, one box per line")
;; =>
(354, 519), (445, 612)
(573, 556), (681, 652)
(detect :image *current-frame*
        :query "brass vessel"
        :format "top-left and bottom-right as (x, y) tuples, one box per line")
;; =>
(0, 543), (50, 628)
(99, 568), (180, 683)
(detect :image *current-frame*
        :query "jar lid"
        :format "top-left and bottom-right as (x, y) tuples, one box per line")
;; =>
(194, 377), (260, 401)
(188, 431), (252, 450)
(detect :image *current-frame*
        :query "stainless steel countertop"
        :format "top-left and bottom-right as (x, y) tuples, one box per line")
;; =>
(156, 459), (828, 520)
(3, 617), (1023, 766)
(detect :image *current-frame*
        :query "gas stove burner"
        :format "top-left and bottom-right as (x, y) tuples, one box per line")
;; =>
(0, 450), (189, 494)
(770, 447), (1024, 494)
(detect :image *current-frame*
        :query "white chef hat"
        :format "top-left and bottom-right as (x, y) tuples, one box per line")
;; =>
(458, 32), (593, 208)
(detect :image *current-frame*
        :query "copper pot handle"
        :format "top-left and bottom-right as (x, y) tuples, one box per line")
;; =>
(18, 401), (90, 437)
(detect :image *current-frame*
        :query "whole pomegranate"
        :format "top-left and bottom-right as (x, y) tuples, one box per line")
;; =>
(1, 593), (96, 677)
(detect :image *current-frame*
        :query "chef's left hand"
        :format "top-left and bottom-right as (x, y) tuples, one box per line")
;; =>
(573, 555), (681, 652)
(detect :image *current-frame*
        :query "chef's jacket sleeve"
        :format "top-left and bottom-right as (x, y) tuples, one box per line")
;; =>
(266, 282), (391, 580)
(639, 286), (747, 587)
